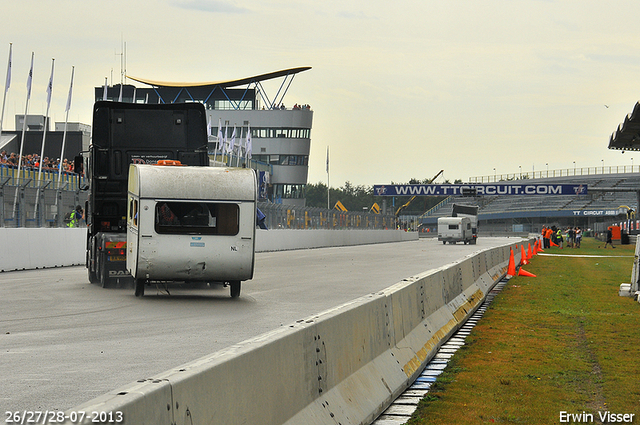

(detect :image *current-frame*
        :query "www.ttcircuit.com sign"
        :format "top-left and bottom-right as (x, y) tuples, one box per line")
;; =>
(373, 184), (588, 197)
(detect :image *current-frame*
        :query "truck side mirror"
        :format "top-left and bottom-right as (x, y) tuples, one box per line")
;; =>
(74, 155), (84, 175)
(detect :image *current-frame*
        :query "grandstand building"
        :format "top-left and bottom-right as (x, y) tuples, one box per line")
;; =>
(0, 117), (90, 160)
(418, 170), (640, 235)
(95, 67), (313, 207)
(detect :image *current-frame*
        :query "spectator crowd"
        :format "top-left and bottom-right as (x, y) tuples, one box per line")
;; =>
(0, 150), (79, 174)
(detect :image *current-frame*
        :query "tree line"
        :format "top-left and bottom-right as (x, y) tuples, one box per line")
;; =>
(304, 177), (462, 215)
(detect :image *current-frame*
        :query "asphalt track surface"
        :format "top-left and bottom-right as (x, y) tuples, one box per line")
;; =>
(0, 236), (520, 413)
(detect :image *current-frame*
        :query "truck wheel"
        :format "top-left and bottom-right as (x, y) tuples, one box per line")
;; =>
(230, 281), (241, 298)
(135, 279), (145, 297)
(88, 268), (99, 284)
(98, 257), (108, 288)
(442, 241), (446, 245)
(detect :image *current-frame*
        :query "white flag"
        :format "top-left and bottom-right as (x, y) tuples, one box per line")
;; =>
(65, 67), (74, 112)
(46, 59), (54, 108)
(26, 52), (34, 100)
(245, 124), (252, 161)
(4, 43), (11, 94)
(118, 84), (122, 102)
(217, 118), (223, 151)
(223, 122), (228, 154)
(207, 116), (212, 137)
(231, 126), (236, 154)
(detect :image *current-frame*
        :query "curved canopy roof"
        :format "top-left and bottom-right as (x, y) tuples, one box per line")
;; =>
(126, 66), (311, 89)
(608, 101), (640, 151)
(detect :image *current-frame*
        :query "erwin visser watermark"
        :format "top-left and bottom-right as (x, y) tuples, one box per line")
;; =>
(559, 411), (635, 423)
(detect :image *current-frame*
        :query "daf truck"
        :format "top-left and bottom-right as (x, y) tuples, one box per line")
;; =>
(83, 101), (210, 288)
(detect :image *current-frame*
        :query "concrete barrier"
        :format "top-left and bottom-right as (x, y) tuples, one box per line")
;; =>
(0, 227), (86, 272)
(64, 239), (533, 425)
(0, 228), (417, 273)
(255, 229), (417, 252)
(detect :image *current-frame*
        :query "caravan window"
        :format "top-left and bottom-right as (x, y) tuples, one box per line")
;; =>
(154, 201), (239, 235)
(128, 197), (139, 228)
(448, 224), (459, 230)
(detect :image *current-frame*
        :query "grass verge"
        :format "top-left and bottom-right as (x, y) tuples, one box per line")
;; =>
(407, 237), (640, 424)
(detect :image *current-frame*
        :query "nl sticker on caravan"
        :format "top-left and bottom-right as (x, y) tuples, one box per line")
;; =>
(373, 184), (588, 197)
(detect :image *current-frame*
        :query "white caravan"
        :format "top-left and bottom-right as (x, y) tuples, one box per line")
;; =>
(126, 163), (257, 297)
(437, 216), (474, 245)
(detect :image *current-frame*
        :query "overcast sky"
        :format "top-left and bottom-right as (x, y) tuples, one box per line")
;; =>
(2, 0), (639, 186)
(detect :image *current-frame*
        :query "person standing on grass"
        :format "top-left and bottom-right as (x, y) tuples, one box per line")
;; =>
(556, 228), (563, 249)
(604, 228), (615, 248)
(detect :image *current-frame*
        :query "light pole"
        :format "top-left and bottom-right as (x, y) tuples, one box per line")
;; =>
(601, 159), (604, 173)
(573, 161), (576, 175)
(546, 163), (549, 178)
(519, 165), (522, 179)
(493, 168), (496, 182)
(632, 157), (634, 172)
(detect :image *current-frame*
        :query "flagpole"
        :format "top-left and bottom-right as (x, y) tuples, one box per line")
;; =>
(34, 58), (54, 225)
(231, 124), (237, 167)
(236, 126), (242, 167)
(326, 146), (330, 210)
(224, 121), (229, 166)
(245, 123), (252, 169)
(214, 118), (222, 165)
(57, 66), (73, 189)
(0, 43), (12, 145)
(13, 52), (34, 221)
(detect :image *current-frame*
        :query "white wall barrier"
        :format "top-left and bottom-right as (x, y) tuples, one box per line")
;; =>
(0, 228), (417, 273)
(63, 238), (533, 425)
(0, 228), (86, 272)
(255, 229), (417, 252)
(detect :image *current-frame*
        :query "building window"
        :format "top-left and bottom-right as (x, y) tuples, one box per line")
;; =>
(273, 184), (306, 199)
(250, 127), (311, 139)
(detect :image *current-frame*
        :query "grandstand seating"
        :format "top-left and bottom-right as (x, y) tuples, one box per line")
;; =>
(419, 173), (640, 234)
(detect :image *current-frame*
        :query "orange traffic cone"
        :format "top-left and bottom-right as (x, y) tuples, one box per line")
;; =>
(520, 244), (529, 265)
(533, 241), (538, 256)
(507, 248), (516, 277)
(537, 239), (544, 252)
(550, 240), (559, 247)
(527, 243), (533, 260)
(518, 268), (536, 277)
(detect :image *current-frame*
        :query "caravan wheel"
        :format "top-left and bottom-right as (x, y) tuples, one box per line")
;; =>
(135, 279), (145, 297)
(230, 281), (241, 298)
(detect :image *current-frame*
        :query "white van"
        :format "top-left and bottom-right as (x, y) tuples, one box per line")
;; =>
(437, 216), (474, 244)
(126, 164), (257, 297)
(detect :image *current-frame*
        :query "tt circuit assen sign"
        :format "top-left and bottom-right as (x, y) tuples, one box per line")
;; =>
(373, 184), (588, 197)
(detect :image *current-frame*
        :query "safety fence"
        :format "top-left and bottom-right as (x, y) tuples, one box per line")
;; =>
(257, 202), (396, 230)
(0, 164), (86, 190)
(1, 165), (395, 230)
(1, 167), (87, 227)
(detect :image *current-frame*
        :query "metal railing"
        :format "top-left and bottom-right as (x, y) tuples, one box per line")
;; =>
(470, 165), (639, 183)
(0, 166), (88, 228)
(257, 202), (396, 230)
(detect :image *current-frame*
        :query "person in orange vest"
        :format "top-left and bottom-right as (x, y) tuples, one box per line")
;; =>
(545, 226), (554, 248)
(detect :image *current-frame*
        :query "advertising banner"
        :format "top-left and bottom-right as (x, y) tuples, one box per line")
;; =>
(373, 184), (588, 197)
